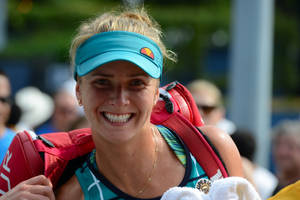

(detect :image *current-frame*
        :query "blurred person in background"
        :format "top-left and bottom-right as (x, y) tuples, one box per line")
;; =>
(35, 88), (81, 134)
(271, 119), (300, 195)
(231, 129), (278, 199)
(67, 115), (90, 131)
(14, 86), (54, 132)
(0, 70), (16, 163)
(5, 100), (22, 132)
(187, 79), (236, 135)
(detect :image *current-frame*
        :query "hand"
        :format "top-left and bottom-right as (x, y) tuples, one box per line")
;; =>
(0, 175), (55, 200)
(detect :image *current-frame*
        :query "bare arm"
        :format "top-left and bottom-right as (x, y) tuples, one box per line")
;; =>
(0, 175), (55, 200)
(200, 125), (244, 177)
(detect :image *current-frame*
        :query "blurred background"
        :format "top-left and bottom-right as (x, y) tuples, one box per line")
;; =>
(0, 0), (299, 170)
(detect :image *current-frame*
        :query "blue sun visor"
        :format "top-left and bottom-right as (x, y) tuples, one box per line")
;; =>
(74, 31), (163, 79)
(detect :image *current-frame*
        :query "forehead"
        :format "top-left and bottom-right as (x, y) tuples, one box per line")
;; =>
(87, 60), (149, 77)
(276, 134), (300, 145)
(193, 91), (218, 106)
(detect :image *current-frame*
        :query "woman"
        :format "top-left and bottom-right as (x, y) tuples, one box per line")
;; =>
(1, 8), (242, 200)
(271, 120), (300, 195)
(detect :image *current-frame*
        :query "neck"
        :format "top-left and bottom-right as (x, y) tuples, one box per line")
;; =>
(95, 130), (153, 164)
(93, 126), (159, 196)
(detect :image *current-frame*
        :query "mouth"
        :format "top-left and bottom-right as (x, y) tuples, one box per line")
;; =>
(102, 112), (133, 123)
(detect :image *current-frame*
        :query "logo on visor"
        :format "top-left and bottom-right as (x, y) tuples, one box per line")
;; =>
(140, 47), (154, 60)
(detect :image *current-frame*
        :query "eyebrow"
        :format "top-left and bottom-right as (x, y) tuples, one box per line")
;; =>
(90, 72), (148, 78)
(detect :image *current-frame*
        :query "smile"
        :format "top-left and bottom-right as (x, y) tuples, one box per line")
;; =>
(103, 112), (132, 123)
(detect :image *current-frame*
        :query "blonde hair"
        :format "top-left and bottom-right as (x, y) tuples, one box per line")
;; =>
(273, 119), (300, 139)
(187, 79), (223, 106)
(70, 7), (176, 71)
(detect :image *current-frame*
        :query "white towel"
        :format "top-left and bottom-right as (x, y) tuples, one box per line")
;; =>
(161, 177), (261, 200)
(161, 187), (208, 200)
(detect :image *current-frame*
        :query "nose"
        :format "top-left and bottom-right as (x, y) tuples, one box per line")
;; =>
(108, 86), (130, 106)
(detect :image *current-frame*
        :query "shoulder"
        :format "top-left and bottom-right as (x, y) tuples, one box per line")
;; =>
(199, 125), (243, 177)
(200, 125), (236, 149)
(0, 128), (15, 140)
(5, 128), (16, 134)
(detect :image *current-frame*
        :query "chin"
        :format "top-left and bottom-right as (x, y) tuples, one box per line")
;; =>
(95, 127), (135, 143)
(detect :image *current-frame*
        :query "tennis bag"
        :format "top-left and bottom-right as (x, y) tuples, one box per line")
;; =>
(0, 81), (228, 195)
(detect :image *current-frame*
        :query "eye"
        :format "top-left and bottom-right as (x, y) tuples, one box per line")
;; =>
(93, 79), (110, 87)
(129, 79), (145, 87)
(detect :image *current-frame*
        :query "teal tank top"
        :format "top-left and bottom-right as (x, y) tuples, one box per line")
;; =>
(75, 125), (209, 200)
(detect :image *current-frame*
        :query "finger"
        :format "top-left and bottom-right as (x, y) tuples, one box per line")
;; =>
(1, 176), (54, 200)
(21, 175), (53, 187)
(17, 192), (51, 200)
(0, 188), (52, 200)
(27, 185), (55, 200)
(29, 191), (55, 200)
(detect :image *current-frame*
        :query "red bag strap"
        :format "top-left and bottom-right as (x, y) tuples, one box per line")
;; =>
(154, 82), (228, 180)
(161, 112), (228, 180)
(151, 81), (227, 180)
(151, 81), (204, 127)
(33, 128), (94, 187)
(163, 82), (204, 127)
(34, 129), (94, 159)
(0, 131), (44, 195)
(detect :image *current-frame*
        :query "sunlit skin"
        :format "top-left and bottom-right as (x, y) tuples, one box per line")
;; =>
(76, 60), (160, 144)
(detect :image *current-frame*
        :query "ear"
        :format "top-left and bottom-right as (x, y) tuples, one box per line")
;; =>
(75, 82), (82, 106)
(154, 87), (159, 105)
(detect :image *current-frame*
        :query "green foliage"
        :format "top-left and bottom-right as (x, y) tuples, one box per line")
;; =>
(273, 6), (300, 96)
(2, 0), (232, 83)
(4, 0), (120, 61)
(148, 3), (231, 83)
(1, 0), (299, 97)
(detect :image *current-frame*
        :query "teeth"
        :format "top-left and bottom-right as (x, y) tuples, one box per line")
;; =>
(104, 112), (131, 123)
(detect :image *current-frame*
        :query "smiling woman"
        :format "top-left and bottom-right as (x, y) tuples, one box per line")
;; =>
(76, 60), (160, 144)
(0, 7), (243, 200)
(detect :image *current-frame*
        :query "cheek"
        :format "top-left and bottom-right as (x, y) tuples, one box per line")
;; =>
(79, 90), (98, 116)
(144, 88), (158, 108)
(136, 93), (153, 108)
(133, 91), (157, 116)
(80, 83), (101, 104)
(2, 104), (10, 115)
(0, 105), (10, 122)
(82, 93), (100, 112)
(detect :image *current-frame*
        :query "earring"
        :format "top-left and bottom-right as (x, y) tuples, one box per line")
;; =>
(78, 100), (82, 106)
